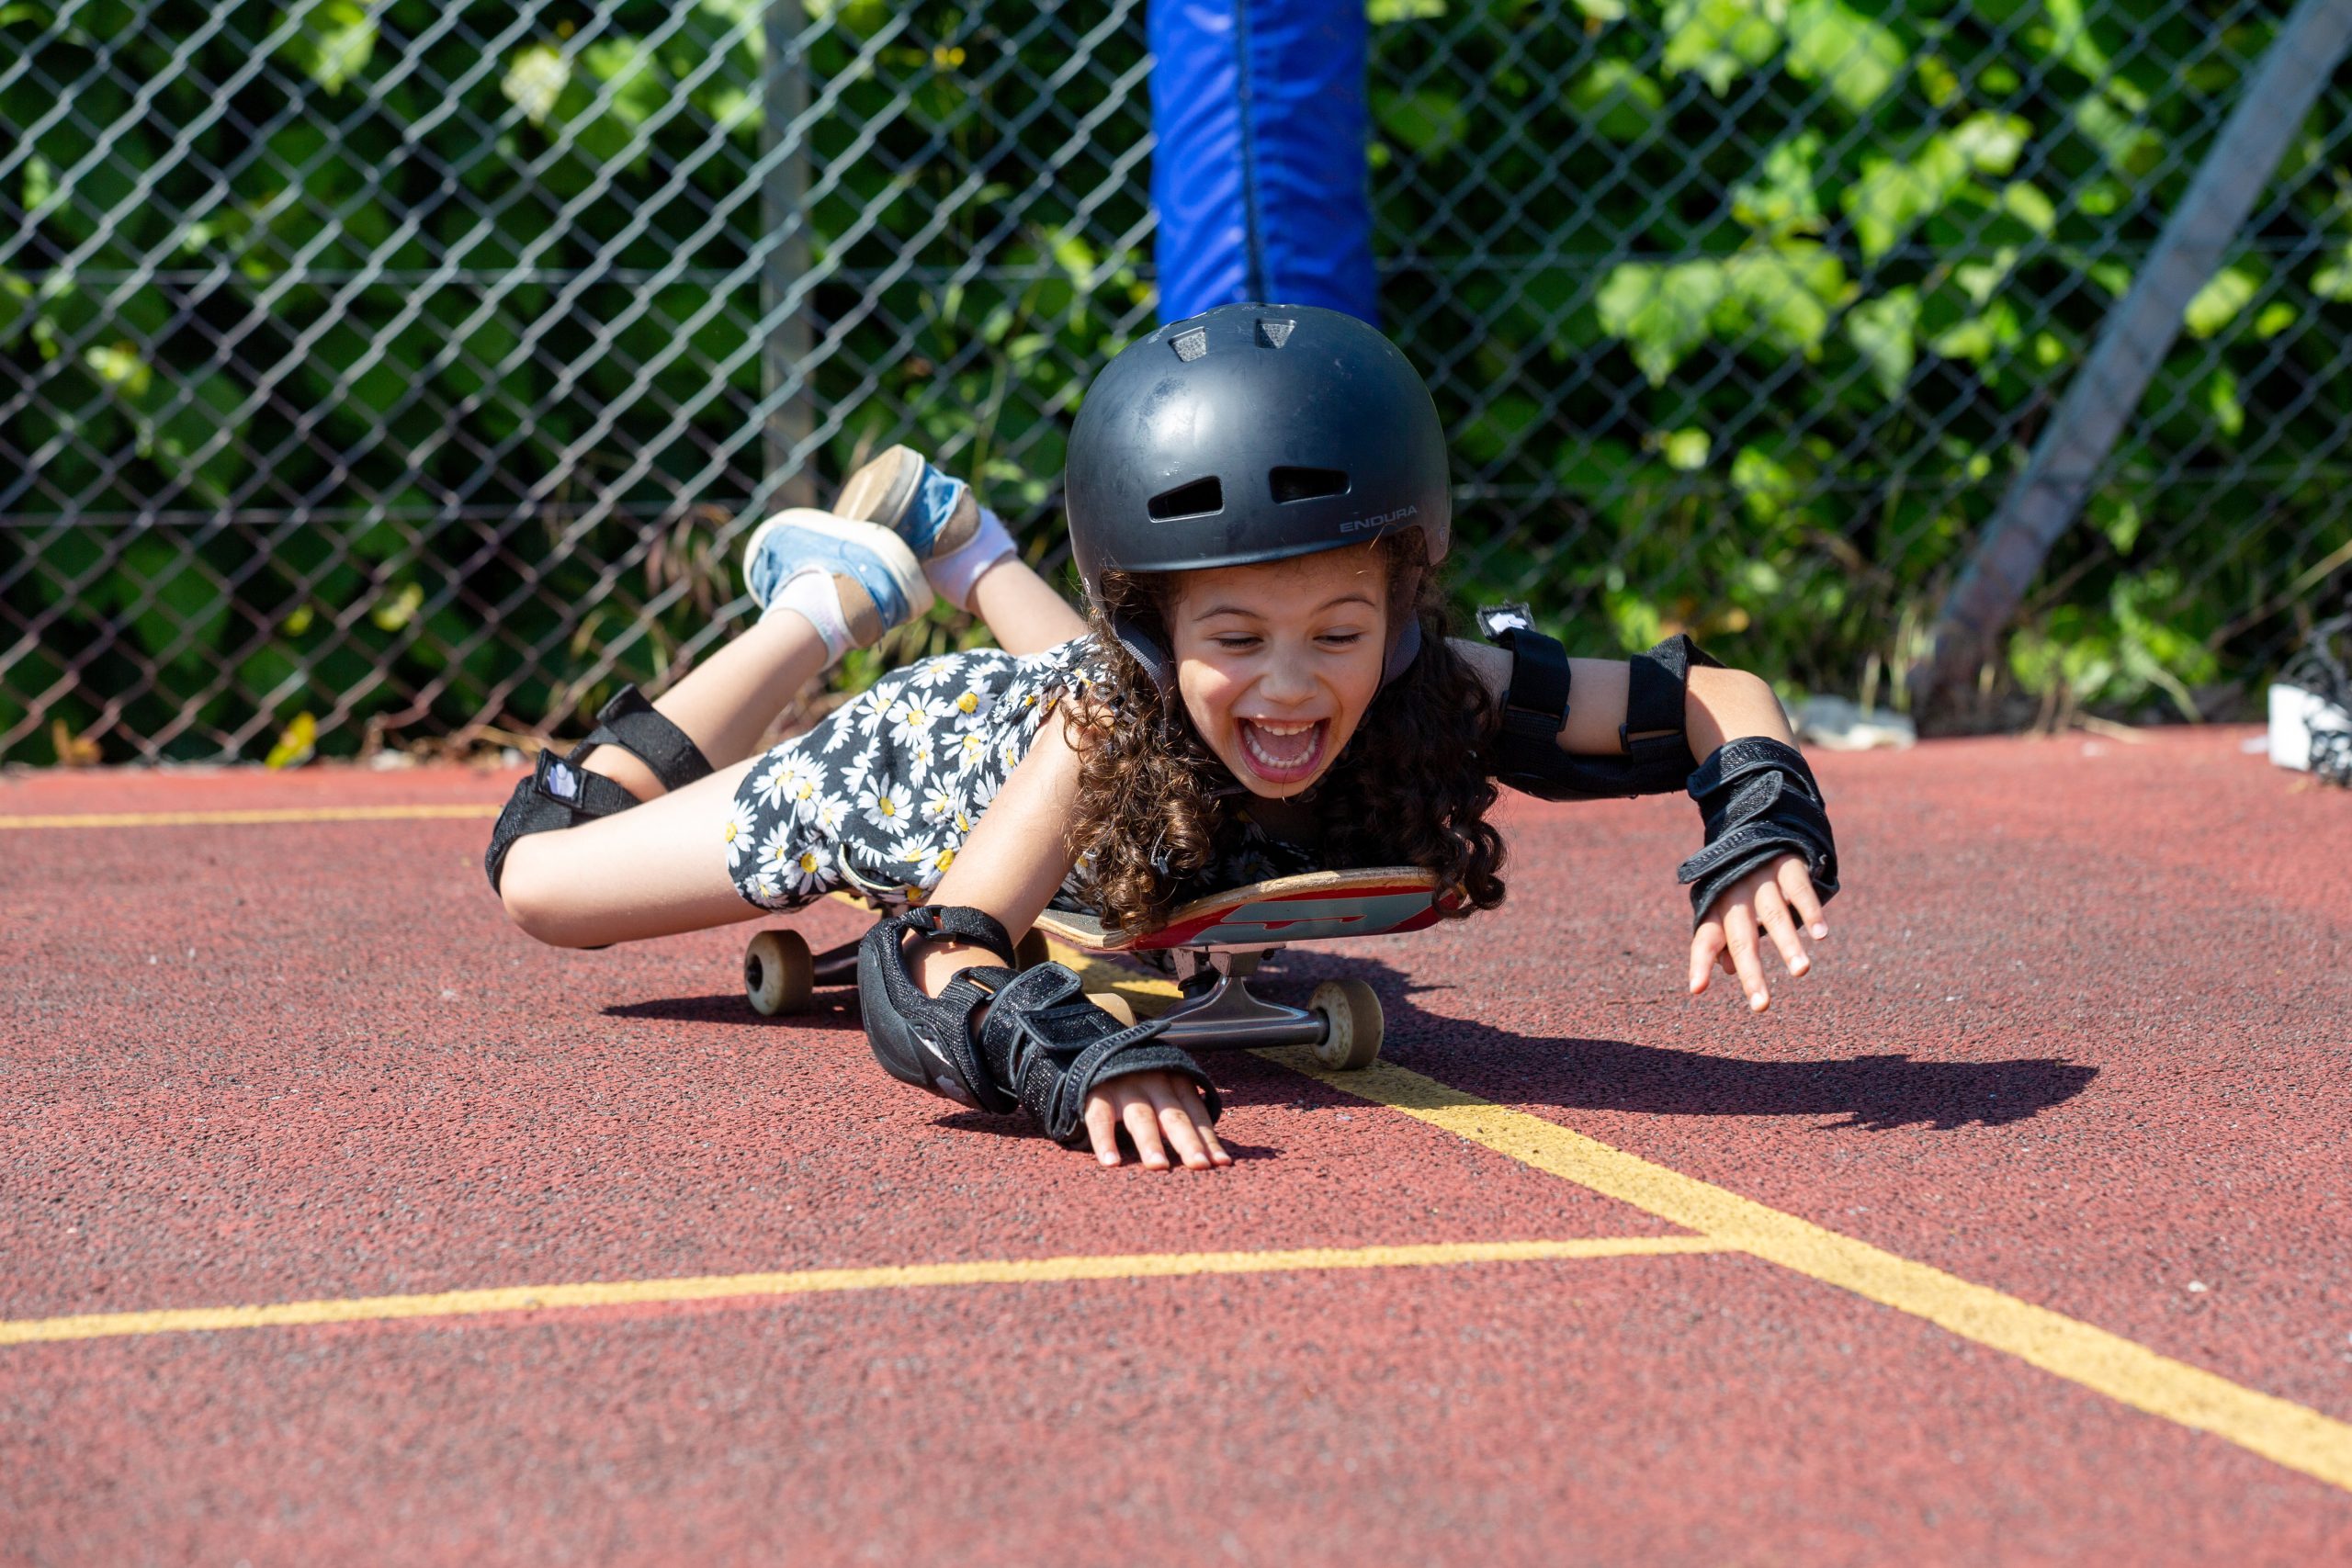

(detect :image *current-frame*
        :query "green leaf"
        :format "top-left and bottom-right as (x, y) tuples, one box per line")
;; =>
(1951, 113), (2030, 175)
(2000, 181), (2057, 235)
(277, 0), (377, 96)
(1367, 0), (1447, 19)
(1916, 54), (1959, 107)
(1784, 0), (1903, 115)
(1731, 444), (1799, 522)
(265, 712), (318, 770)
(581, 39), (669, 128)
(1842, 136), (1968, 260)
(2182, 265), (2257, 340)
(2254, 301), (2296, 339)
(1718, 243), (1849, 355)
(1955, 246), (2018, 308)
(2073, 93), (2155, 178)
(1659, 428), (1712, 470)
(1661, 0), (1783, 97)
(1846, 287), (1918, 399)
(1731, 131), (1823, 236)
(1372, 88), (1465, 154)
(2313, 243), (2352, 300)
(503, 43), (568, 126)
(0, 268), (31, 350)
(1568, 60), (1664, 142)
(1929, 299), (2022, 367)
(2045, 0), (2109, 80)
(2205, 367), (2243, 437)
(1596, 260), (1726, 386)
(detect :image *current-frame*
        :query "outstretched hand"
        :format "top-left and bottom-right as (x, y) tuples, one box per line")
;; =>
(1084, 1070), (1232, 1170)
(1688, 852), (1826, 1013)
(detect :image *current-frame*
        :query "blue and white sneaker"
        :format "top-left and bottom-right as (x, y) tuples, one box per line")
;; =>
(833, 445), (981, 561)
(741, 508), (933, 649)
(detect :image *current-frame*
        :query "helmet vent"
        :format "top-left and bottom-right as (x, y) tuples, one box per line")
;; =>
(1270, 466), (1349, 503)
(1147, 476), (1225, 520)
(1170, 327), (1209, 363)
(1255, 318), (1295, 348)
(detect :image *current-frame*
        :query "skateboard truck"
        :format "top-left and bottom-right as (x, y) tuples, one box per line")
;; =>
(741, 867), (1447, 1072)
(1148, 946), (1384, 1071)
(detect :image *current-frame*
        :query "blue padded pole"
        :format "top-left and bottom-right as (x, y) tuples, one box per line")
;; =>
(1148, 0), (1376, 324)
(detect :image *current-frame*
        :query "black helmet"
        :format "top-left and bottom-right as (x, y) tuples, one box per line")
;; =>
(1065, 302), (1451, 690)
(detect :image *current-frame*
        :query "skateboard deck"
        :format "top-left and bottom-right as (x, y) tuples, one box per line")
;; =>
(1031, 865), (1448, 953)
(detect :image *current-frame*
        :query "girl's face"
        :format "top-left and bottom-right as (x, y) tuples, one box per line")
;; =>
(1167, 544), (1390, 800)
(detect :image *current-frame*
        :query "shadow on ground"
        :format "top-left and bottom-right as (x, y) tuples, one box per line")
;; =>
(1227, 955), (2098, 1134)
(606, 953), (2097, 1134)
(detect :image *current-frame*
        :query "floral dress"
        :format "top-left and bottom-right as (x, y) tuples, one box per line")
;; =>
(724, 634), (1320, 918)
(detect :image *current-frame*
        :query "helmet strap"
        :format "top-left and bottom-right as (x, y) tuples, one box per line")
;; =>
(1110, 611), (1177, 697)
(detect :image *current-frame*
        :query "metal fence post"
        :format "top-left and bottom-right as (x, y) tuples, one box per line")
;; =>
(759, 0), (818, 520)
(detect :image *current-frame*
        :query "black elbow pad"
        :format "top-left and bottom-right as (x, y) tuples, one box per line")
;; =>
(1481, 612), (1723, 801)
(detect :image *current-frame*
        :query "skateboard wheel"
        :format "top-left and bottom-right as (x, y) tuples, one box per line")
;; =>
(1308, 979), (1383, 1070)
(744, 929), (814, 1017)
(1014, 928), (1052, 971)
(1090, 991), (1136, 1027)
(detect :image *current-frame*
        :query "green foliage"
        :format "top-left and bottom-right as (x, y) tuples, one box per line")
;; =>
(2, 0), (1150, 760)
(3, 0), (2342, 761)
(1368, 0), (2346, 717)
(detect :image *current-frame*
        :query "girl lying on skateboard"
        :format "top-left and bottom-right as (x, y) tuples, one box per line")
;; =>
(486, 304), (1839, 1172)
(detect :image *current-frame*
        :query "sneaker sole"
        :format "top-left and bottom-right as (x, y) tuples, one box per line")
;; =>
(834, 446), (926, 534)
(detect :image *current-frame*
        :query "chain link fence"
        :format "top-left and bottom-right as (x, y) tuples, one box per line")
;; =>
(6, 0), (2350, 764)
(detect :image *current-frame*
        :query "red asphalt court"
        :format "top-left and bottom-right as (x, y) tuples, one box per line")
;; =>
(4, 726), (2350, 1564)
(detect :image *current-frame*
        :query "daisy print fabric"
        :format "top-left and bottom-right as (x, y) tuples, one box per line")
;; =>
(727, 635), (1105, 913)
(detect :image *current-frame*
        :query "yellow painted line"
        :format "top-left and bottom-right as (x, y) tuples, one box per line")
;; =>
(0, 805), (502, 829)
(1263, 1049), (2352, 1495)
(1037, 942), (2352, 1489)
(0, 1236), (1726, 1347)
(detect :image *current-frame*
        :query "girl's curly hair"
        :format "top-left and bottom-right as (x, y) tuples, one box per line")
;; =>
(1066, 533), (1508, 934)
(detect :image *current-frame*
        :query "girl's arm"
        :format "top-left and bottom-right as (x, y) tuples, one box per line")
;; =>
(1446, 637), (1792, 755)
(1447, 636), (1827, 1013)
(909, 705), (1088, 997)
(903, 704), (1228, 1170)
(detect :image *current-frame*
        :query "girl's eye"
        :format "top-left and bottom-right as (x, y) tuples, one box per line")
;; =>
(1215, 636), (1260, 651)
(1319, 631), (1364, 646)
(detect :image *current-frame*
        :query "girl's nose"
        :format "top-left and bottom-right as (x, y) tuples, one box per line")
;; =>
(1255, 647), (1317, 704)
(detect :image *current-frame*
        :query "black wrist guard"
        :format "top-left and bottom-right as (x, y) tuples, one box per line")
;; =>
(857, 905), (1221, 1145)
(1676, 738), (1840, 927)
(1477, 606), (1724, 801)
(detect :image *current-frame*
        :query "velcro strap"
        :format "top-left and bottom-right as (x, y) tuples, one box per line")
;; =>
(581, 685), (715, 794)
(533, 746), (644, 819)
(1622, 633), (1722, 760)
(1677, 737), (1839, 927)
(978, 963), (1221, 1145)
(896, 902), (1017, 965)
(1481, 610), (1574, 781)
(1493, 625), (1571, 746)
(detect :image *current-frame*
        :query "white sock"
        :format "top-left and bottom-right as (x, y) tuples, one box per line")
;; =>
(769, 566), (852, 665)
(925, 506), (1017, 611)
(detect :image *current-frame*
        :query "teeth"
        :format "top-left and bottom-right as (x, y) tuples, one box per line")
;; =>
(1242, 719), (1320, 771)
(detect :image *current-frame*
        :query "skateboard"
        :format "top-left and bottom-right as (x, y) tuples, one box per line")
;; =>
(1030, 866), (1447, 1071)
(742, 865), (1450, 1072)
(741, 918), (1049, 1019)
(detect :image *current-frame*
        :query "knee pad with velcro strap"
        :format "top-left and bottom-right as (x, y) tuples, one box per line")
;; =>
(857, 905), (1222, 1145)
(483, 684), (714, 893)
(1676, 736), (1840, 927)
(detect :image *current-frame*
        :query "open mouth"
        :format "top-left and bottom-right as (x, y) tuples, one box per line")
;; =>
(1238, 717), (1329, 784)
